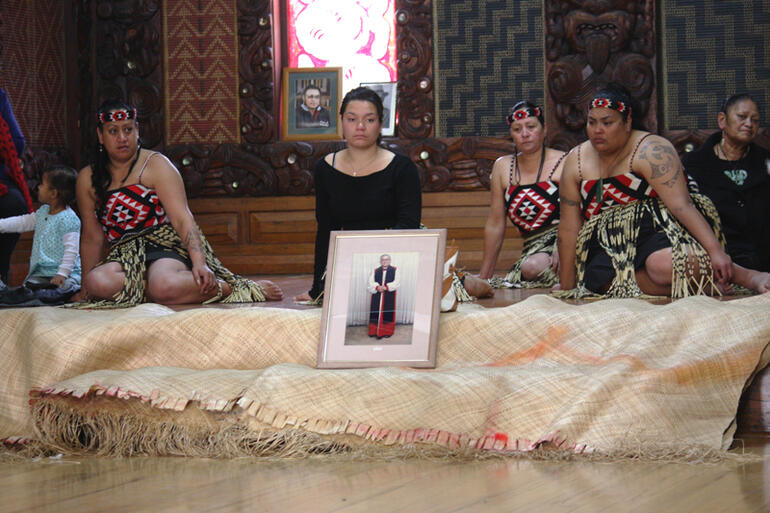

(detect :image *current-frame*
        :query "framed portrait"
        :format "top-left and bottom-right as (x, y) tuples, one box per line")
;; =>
(282, 67), (343, 141)
(317, 229), (446, 369)
(360, 81), (397, 137)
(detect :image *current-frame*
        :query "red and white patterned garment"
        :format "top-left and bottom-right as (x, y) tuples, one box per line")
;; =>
(100, 184), (169, 243)
(504, 180), (560, 235)
(580, 172), (658, 221)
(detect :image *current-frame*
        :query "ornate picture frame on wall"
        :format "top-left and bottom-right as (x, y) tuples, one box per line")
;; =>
(282, 67), (343, 141)
(360, 81), (397, 136)
(317, 229), (446, 369)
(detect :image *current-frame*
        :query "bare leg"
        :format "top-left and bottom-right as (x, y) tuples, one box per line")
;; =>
(83, 262), (127, 300)
(635, 248), (674, 296)
(145, 258), (231, 305)
(520, 252), (552, 281)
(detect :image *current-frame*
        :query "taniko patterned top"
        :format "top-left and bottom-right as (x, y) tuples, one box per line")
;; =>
(578, 134), (657, 220)
(579, 172), (658, 220)
(98, 151), (169, 243)
(503, 151), (566, 235)
(505, 180), (560, 234)
(100, 183), (169, 243)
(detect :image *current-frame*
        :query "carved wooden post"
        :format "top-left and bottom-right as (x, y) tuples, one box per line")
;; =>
(545, 0), (657, 150)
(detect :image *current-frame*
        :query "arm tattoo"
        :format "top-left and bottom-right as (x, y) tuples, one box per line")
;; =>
(184, 227), (204, 254)
(662, 165), (682, 189)
(561, 197), (580, 207)
(642, 141), (680, 181)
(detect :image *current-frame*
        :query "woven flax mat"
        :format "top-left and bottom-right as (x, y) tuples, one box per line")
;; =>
(3, 294), (770, 458)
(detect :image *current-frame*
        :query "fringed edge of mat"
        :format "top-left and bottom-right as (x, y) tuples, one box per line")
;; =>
(20, 387), (757, 463)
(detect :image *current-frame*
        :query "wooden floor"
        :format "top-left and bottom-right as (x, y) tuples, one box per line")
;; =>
(1, 437), (768, 513)
(2, 274), (769, 512)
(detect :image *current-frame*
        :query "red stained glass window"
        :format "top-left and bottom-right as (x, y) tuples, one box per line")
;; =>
(286, 0), (398, 94)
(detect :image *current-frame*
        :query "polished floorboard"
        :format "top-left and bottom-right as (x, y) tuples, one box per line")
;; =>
(1, 437), (768, 513)
(3, 275), (768, 512)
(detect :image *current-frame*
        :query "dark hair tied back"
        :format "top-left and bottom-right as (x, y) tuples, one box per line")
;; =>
(92, 98), (140, 216)
(339, 87), (384, 123)
(720, 93), (758, 115)
(506, 101), (544, 126)
(590, 82), (645, 130)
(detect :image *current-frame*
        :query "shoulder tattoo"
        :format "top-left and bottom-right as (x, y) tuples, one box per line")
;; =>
(641, 141), (681, 188)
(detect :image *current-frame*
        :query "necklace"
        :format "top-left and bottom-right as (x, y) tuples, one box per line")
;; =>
(717, 139), (748, 162)
(347, 148), (380, 177)
(116, 146), (142, 185)
(594, 143), (630, 205)
(513, 145), (546, 186)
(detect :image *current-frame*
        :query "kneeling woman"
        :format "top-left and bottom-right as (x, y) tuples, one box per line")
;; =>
(76, 99), (283, 307)
(557, 84), (770, 297)
(479, 101), (566, 288)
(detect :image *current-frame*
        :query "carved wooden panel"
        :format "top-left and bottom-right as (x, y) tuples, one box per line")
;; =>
(20, 148), (75, 196)
(88, 0), (163, 155)
(395, 0), (434, 139)
(545, 0), (657, 150)
(237, 0), (276, 145)
(167, 136), (513, 198)
(234, 0), (434, 145)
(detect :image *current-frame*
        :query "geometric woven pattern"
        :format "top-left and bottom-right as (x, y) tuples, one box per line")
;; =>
(662, 0), (770, 130)
(0, 0), (67, 147)
(101, 184), (169, 243)
(580, 173), (657, 220)
(163, 0), (240, 144)
(506, 181), (559, 233)
(435, 0), (544, 137)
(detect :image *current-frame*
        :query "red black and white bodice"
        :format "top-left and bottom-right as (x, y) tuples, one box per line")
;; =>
(580, 171), (658, 220)
(504, 180), (560, 235)
(100, 184), (170, 243)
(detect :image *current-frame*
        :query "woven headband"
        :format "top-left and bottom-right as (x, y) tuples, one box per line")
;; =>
(589, 97), (629, 115)
(97, 108), (137, 124)
(506, 106), (541, 125)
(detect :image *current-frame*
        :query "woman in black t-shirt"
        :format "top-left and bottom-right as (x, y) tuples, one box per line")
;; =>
(294, 87), (422, 302)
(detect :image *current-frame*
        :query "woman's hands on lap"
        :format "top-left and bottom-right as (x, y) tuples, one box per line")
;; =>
(192, 263), (217, 294)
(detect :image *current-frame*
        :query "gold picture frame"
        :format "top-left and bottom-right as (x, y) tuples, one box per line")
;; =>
(281, 67), (343, 141)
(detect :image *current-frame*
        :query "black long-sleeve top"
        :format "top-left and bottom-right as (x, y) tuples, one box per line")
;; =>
(683, 131), (770, 272)
(309, 152), (422, 298)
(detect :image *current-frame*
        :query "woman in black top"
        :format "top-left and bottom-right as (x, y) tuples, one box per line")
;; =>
(295, 87), (422, 302)
(683, 94), (770, 272)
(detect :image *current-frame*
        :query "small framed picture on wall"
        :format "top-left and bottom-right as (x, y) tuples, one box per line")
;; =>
(282, 67), (343, 141)
(360, 81), (397, 137)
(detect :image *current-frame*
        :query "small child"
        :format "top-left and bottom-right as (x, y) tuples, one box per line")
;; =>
(0, 165), (81, 305)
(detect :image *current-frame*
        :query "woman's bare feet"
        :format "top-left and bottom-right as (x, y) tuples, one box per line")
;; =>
(731, 265), (770, 294)
(747, 271), (770, 294)
(294, 292), (312, 302)
(257, 280), (284, 301)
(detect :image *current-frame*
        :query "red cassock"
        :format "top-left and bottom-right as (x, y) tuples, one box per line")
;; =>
(368, 265), (398, 338)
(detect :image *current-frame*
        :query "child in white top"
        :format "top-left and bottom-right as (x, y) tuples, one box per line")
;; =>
(0, 166), (81, 304)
